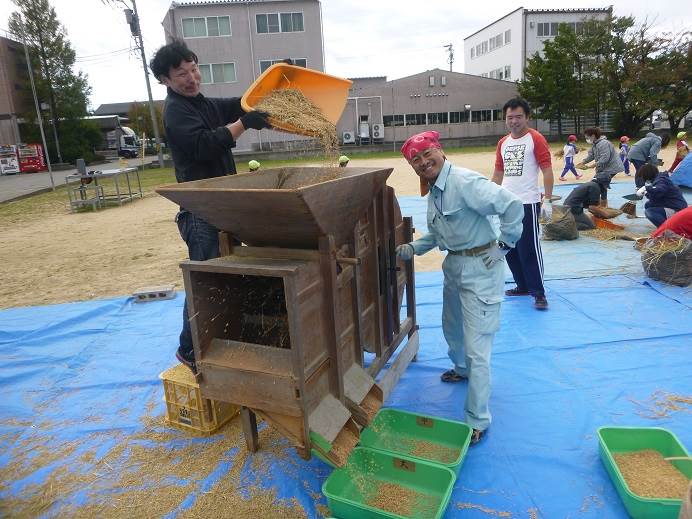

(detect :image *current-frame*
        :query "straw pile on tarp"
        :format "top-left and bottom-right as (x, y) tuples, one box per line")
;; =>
(641, 230), (692, 286)
(588, 205), (623, 219)
(542, 204), (579, 241)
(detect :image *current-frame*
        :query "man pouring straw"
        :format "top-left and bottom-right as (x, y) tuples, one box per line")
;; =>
(395, 131), (523, 444)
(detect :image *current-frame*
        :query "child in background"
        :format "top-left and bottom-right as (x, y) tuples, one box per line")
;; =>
(619, 136), (631, 175)
(670, 131), (689, 172)
(559, 135), (582, 181)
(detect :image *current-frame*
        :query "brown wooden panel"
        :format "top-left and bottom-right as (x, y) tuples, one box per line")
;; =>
(206, 339), (293, 377)
(199, 363), (301, 417)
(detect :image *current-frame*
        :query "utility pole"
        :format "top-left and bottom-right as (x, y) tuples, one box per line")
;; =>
(19, 16), (55, 190)
(125, 0), (165, 168)
(444, 43), (454, 72)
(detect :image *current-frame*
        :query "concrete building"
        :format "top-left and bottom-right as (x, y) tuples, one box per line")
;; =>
(160, 0), (324, 151)
(337, 69), (529, 148)
(0, 35), (29, 145)
(464, 7), (612, 81)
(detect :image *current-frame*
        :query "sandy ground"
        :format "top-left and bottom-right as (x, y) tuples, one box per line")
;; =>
(0, 146), (677, 309)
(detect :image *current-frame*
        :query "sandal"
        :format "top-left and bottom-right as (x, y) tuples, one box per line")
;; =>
(471, 429), (486, 444)
(440, 369), (467, 383)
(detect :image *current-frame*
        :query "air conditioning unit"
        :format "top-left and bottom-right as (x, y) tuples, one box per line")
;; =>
(372, 123), (384, 140)
(342, 130), (355, 144)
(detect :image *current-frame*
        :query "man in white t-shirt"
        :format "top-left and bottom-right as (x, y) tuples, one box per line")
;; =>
(492, 97), (554, 310)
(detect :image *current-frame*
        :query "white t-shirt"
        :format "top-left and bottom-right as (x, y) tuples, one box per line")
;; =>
(495, 128), (552, 203)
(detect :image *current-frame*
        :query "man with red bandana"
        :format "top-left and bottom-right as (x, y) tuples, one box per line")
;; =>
(492, 97), (554, 310)
(395, 131), (523, 444)
(150, 40), (270, 373)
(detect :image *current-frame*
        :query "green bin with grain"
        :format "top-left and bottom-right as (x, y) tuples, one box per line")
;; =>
(322, 446), (456, 519)
(598, 426), (691, 518)
(359, 408), (471, 475)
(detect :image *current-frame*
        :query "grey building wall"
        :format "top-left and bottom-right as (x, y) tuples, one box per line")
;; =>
(0, 35), (28, 145)
(160, 0), (324, 152)
(337, 69), (534, 146)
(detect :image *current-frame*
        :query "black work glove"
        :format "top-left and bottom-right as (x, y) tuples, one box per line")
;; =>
(240, 110), (271, 130)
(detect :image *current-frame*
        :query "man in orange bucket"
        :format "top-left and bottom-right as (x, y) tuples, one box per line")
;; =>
(150, 40), (271, 373)
(395, 130), (523, 444)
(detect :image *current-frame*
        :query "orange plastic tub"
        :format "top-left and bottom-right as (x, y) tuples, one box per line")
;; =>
(241, 63), (352, 136)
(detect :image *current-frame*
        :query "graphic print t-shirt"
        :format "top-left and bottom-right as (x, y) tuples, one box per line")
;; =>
(495, 128), (552, 203)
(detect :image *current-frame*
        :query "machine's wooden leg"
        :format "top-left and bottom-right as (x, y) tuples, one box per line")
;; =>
(241, 406), (259, 452)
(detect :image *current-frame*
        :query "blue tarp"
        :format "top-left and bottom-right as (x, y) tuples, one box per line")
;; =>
(1, 188), (691, 517)
(672, 153), (692, 188)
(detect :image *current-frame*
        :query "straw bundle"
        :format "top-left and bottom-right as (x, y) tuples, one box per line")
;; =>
(641, 231), (692, 286)
(554, 149), (565, 158)
(619, 201), (637, 216)
(581, 229), (636, 241)
(255, 88), (339, 163)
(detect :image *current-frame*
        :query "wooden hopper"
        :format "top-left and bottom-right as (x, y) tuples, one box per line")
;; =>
(156, 167), (392, 249)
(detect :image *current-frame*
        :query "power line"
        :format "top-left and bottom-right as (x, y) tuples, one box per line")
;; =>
(75, 47), (132, 60)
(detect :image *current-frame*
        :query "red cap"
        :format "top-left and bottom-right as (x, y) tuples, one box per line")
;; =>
(568, 135), (577, 142)
(620, 136), (630, 143)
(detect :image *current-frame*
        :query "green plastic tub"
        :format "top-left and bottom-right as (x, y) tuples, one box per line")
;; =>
(359, 408), (471, 475)
(322, 447), (456, 519)
(598, 426), (691, 519)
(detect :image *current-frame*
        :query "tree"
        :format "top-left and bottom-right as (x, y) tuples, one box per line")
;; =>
(127, 101), (165, 140)
(600, 17), (670, 136)
(655, 32), (692, 138)
(9, 0), (93, 163)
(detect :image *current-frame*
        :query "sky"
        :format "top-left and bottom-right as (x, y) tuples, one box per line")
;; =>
(0, 0), (689, 111)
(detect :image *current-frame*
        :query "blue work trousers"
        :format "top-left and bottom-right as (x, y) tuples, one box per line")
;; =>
(442, 253), (504, 431)
(560, 156), (579, 178)
(176, 210), (220, 358)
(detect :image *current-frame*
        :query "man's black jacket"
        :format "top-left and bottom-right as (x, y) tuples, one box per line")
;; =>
(163, 88), (245, 183)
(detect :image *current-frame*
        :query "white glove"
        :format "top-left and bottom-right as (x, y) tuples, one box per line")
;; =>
(480, 244), (510, 268)
(636, 186), (647, 197)
(395, 243), (414, 261)
(540, 200), (553, 222)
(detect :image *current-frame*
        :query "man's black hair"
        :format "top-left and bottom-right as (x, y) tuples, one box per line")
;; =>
(503, 97), (531, 117)
(660, 133), (671, 147)
(149, 40), (198, 81)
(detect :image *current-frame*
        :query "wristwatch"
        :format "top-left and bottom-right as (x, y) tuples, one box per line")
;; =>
(498, 241), (511, 250)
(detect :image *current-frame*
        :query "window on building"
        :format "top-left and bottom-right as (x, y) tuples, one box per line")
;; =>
(280, 12), (304, 32)
(256, 13), (280, 33)
(182, 16), (230, 38)
(182, 17), (207, 38)
(427, 112), (448, 124)
(492, 109), (503, 120)
(471, 48), (475, 59)
(476, 44), (481, 56)
(504, 65), (511, 80)
(537, 22), (559, 37)
(471, 109), (492, 122)
(450, 111), (470, 123)
(429, 75), (435, 87)
(489, 37), (496, 51)
(199, 64), (212, 84)
(383, 115), (405, 127)
(505, 29), (511, 43)
(441, 76), (446, 87)
(405, 113), (427, 126)
(480, 72), (488, 78)
(259, 58), (307, 73)
(481, 41), (488, 53)
(206, 16), (231, 36)
(199, 62), (236, 83)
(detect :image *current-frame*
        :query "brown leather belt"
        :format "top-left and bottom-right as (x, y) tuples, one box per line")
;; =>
(447, 241), (496, 257)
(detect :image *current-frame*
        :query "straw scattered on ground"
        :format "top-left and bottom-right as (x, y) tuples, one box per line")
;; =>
(629, 390), (692, 419)
(581, 228), (637, 241)
(456, 502), (512, 517)
(255, 88), (339, 164)
(0, 413), (310, 518)
(613, 449), (690, 499)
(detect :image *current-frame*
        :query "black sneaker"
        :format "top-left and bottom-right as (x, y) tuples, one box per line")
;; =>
(176, 348), (197, 374)
(534, 295), (548, 310)
(505, 287), (530, 296)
